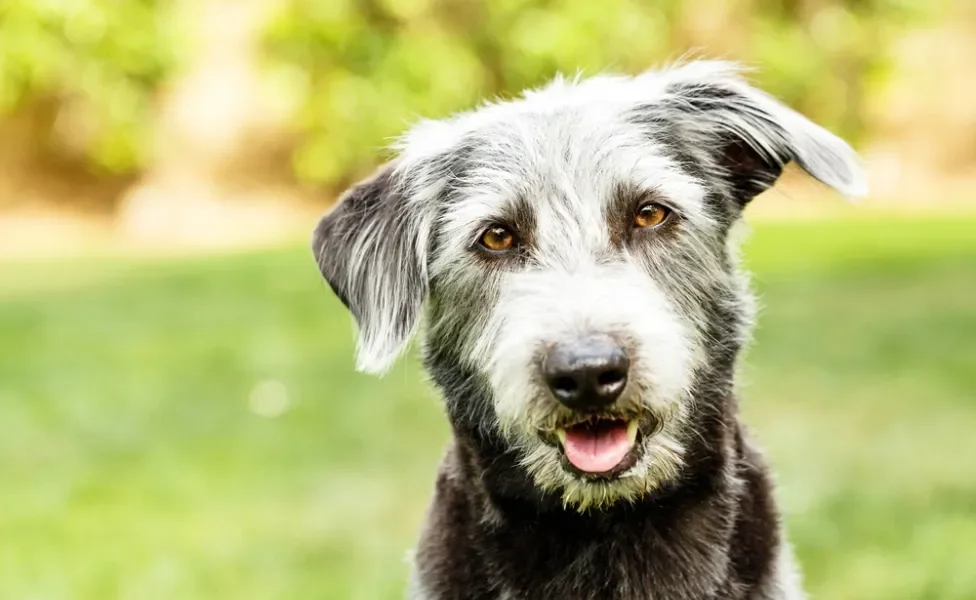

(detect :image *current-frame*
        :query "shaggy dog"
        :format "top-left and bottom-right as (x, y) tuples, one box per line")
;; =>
(312, 60), (866, 599)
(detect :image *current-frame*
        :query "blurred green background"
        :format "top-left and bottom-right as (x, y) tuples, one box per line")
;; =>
(1, 1), (974, 599)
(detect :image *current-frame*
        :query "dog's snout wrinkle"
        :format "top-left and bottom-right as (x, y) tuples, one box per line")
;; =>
(542, 336), (630, 410)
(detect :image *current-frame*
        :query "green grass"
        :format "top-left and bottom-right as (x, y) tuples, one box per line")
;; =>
(1, 216), (974, 599)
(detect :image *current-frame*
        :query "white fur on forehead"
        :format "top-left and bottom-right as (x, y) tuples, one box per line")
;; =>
(395, 64), (727, 258)
(390, 59), (866, 200)
(391, 60), (732, 168)
(392, 70), (661, 170)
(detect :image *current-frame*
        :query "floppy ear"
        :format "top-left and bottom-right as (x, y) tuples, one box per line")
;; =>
(312, 161), (431, 375)
(653, 61), (868, 204)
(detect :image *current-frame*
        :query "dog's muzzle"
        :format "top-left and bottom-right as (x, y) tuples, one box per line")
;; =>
(540, 335), (643, 476)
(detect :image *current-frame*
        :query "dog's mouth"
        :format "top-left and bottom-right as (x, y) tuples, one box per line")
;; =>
(558, 417), (638, 474)
(540, 414), (651, 479)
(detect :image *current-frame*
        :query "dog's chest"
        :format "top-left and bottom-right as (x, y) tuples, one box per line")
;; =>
(480, 521), (732, 600)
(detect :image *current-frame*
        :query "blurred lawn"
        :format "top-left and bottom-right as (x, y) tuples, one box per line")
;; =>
(1, 216), (974, 600)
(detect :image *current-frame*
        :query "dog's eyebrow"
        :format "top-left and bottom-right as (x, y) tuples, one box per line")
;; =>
(432, 183), (538, 254)
(610, 182), (666, 209)
(609, 150), (713, 227)
(463, 193), (536, 244)
(507, 194), (537, 232)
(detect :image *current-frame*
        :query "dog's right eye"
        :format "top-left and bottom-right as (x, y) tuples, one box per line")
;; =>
(634, 203), (671, 229)
(479, 225), (516, 252)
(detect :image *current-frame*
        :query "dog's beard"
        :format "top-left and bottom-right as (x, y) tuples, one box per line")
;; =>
(485, 344), (698, 510)
(499, 398), (689, 512)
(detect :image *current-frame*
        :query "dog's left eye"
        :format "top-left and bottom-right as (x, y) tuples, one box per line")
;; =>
(479, 225), (516, 251)
(634, 203), (671, 229)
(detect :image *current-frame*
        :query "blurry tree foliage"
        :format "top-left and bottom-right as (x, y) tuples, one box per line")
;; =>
(262, 0), (936, 190)
(0, 0), (943, 192)
(0, 0), (176, 174)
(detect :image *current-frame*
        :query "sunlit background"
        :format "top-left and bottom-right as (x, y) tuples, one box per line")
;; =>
(1, 1), (974, 598)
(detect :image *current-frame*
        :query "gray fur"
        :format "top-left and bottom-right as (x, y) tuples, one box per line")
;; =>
(312, 60), (864, 599)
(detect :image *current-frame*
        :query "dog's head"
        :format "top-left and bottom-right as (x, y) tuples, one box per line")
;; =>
(313, 61), (866, 510)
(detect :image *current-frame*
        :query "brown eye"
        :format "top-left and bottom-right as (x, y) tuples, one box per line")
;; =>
(480, 225), (515, 251)
(634, 203), (670, 229)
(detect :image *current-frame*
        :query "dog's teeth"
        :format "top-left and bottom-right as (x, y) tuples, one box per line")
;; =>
(556, 429), (567, 445)
(627, 420), (639, 444)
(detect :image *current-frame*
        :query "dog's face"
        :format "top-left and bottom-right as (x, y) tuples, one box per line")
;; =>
(313, 61), (866, 510)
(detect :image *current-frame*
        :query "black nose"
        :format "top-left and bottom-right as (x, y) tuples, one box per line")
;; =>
(542, 336), (630, 410)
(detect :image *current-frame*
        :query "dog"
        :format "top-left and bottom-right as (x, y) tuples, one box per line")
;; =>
(312, 60), (866, 599)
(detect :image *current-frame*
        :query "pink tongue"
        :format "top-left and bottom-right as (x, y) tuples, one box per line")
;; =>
(563, 421), (633, 473)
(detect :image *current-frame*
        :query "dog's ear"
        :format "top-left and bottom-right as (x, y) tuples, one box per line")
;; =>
(652, 61), (868, 204)
(312, 161), (431, 375)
